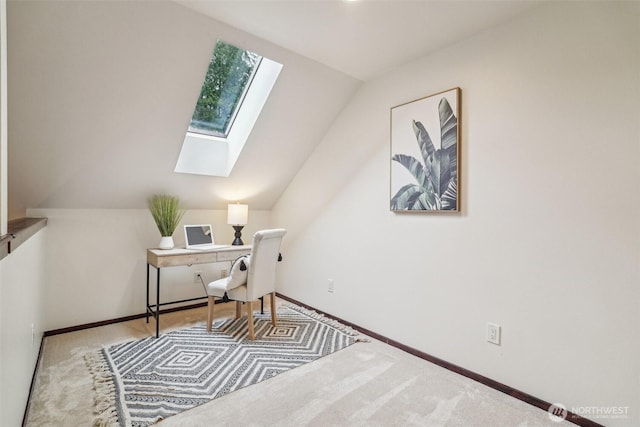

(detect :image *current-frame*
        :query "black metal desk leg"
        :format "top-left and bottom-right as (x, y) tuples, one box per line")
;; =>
(146, 263), (150, 323)
(156, 268), (160, 338)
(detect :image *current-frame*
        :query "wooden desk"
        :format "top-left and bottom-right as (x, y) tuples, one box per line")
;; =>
(146, 245), (251, 337)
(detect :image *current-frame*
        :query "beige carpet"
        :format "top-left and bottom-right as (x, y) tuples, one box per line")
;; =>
(26, 297), (557, 426)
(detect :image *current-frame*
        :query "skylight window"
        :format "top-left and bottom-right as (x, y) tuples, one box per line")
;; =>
(175, 41), (282, 177)
(189, 40), (262, 138)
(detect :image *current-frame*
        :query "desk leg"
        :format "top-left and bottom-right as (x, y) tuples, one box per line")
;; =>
(156, 268), (161, 338)
(146, 263), (150, 323)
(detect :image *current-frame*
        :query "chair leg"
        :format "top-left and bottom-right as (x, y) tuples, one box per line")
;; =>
(235, 301), (242, 319)
(246, 301), (255, 340)
(207, 296), (214, 332)
(270, 292), (277, 326)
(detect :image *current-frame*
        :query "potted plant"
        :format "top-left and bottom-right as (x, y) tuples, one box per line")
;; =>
(148, 194), (185, 250)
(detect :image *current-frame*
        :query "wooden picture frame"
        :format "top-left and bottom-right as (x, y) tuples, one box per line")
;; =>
(390, 87), (460, 212)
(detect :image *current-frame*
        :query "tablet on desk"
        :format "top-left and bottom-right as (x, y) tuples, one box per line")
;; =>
(184, 225), (229, 250)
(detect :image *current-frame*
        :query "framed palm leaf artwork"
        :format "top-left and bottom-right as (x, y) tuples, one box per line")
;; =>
(390, 87), (460, 212)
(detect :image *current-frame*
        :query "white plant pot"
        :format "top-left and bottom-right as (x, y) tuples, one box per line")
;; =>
(159, 236), (174, 250)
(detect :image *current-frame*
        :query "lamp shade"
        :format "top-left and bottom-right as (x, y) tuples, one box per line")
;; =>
(227, 203), (248, 225)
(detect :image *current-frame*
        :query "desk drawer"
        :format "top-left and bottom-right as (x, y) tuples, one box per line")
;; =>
(217, 248), (251, 262)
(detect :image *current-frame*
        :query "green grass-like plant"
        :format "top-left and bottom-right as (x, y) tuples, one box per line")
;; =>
(148, 194), (185, 237)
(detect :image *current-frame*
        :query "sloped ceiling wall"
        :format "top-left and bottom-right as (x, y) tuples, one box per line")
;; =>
(7, 0), (360, 217)
(177, 0), (541, 82)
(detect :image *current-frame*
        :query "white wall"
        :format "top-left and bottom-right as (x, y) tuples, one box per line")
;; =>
(0, 229), (47, 426)
(272, 2), (640, 426)
(0, 259), (2, 423)
(0, 0), (7, 416)
(28, 208), (271, 331)
(7, 0), (359, 216)
(1, 0), (7, 236)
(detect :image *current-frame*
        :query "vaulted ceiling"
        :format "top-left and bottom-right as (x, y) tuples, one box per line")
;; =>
(176, 0), (541, 81)
(7, 0), (540, 216)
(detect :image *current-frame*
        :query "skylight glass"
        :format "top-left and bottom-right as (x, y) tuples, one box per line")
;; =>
(189, 40), (262, 138)
(175, 48), (283, 177)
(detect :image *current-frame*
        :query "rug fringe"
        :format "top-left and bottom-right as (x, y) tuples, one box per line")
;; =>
(284, 304), (368, 341)
(84, 350), (121, 427)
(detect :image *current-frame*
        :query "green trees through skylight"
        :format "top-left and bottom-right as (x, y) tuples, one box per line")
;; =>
(189, 40), (262, 137)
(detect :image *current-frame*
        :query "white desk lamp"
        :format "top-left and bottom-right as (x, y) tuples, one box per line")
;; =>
(227, 203), (248, 245)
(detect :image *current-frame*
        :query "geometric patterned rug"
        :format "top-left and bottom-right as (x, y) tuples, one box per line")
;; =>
(84, 305), (359, 427)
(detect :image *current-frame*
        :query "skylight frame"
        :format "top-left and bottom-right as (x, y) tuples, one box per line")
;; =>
(175, 53), (283, 177)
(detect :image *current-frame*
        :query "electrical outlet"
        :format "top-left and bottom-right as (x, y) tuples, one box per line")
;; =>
(221, 269), (228, 278)
(328, 279), (334, 293)
(194, 271), (202, 284)
(487, 322), (501, 345)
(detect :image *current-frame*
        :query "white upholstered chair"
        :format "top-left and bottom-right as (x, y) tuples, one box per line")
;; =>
(206, 228), (286, 340)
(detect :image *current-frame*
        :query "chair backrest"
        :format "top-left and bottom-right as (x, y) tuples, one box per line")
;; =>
(246, 229), (286, 301)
